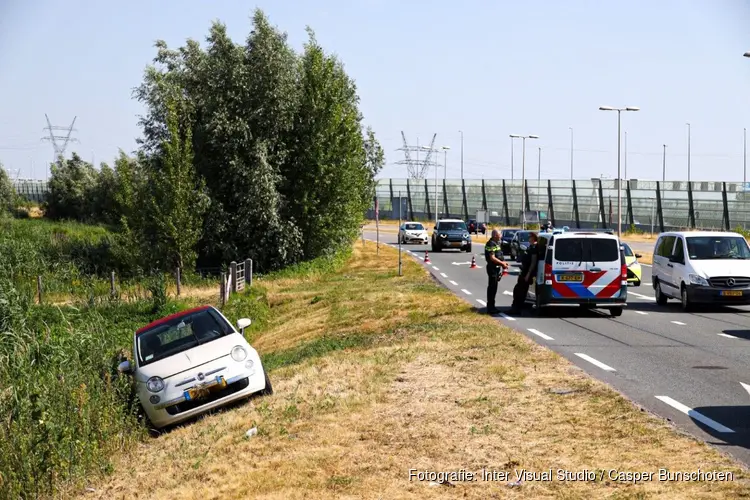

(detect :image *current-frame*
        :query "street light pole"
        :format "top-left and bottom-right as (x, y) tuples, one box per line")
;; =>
(537, 146), (542, 208)
(599, 106), (640, 237)
(624, 131), (628, 180)
(569, 127), (574, 180)
(459, 130), (464, 180)
(510, 136), (515, 181)
(744, 128), (747, 186)
(686, 123), (691, 183)
(510, 134), (539, 230)
(662, 144), (667, 182)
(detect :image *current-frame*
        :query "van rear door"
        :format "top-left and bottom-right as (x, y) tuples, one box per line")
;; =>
(551, 237), (589, 298)
(586, 237), (623, 298)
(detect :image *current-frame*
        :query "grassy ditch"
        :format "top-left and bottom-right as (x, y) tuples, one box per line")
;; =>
(83, 240), (748, 499)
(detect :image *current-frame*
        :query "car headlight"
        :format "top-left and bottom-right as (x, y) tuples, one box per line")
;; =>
(689, 274), (709, 286)
(440, 234), (447, 238)
(463, 232), (470, 239)
(231, 345), (248, 362)
(245, 359), (255, 370)
(146, 376), (165, 393)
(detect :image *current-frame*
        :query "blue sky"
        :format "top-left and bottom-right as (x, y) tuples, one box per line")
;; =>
(1, 0), (749, 182)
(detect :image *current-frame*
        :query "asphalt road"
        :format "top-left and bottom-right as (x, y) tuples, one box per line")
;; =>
(364, 230), (750, 467)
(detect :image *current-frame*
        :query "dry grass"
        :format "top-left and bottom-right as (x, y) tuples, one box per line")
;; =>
(79, 241), (749, 499)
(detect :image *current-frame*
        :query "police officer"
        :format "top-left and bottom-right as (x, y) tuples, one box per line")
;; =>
(485, 229), (509, 314)
(509, 232), (539, 315)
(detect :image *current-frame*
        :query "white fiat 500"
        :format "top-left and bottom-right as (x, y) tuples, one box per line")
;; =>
(118, 305), (272, 429)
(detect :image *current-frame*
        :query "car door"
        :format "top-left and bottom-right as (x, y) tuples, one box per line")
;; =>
(655, 235), (677, 296)
(585, 237), (623, 298)
(667, 237), (686, 290)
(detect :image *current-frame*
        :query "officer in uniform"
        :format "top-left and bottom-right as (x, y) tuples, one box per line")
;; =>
(509, 232), (539, 315)
(484, 229), (509, 314)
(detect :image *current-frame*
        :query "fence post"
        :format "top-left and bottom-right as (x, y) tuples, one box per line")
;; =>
(656, 181), (665, 232)
(176, 267), (181, 296)
(220, 272), (226, 306)
(230, 261), (238, 293)
(37, 275), (43, 305)
(424, 178), (432, 221)
(501, 179), (510, 225)
(481, 179), (488, 211)
(406, 179), (414, 220)
(572, 180), (581, 229)
(626, 180), (634, 226)
(524, 182), (531, 212)
(688, 181), (696, 229)
(461, 179), (469, 220)
(722, 182), (730, 231)
(245, 259), (253, 288)
(442, 179), (449, 218)
(547, 179), (556, 226)
(598, 179), (607, 229)
(110, 271), (116, 298)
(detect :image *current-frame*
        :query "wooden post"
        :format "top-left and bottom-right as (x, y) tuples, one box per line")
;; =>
(37, 275), (43, 305)
(230, 261), (238, 294)
(110, 271), (116, 298)
(176, 267), (181, 296)
(245, 259), (253, 288)
(220, 272), (226, 306)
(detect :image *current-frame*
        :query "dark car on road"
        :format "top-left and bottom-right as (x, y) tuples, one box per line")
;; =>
(500, 229), (517, 256)
(509, 230), (535, 262)
(431, 219), (472, 252)
(467, 219), (487, 235)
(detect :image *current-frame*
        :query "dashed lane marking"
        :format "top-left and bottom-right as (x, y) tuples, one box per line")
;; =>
(655, 396), (734, 433)
(671, 321), (686, 326)
(440, 273), (448, 278)
(432, 266), (439, 271)
(574, 353), (616, 372)
(718, 333), (738, 339)
(527, 328), (554, 341)
(629, 292), (656, 301)
(503, 290), (513, 296)
(461, 289), (472, 295)
(499, 313), (516, 321)
(476, 299), (486, 306)
(449, 280), (458, 286)
(634, 311), (648, 315)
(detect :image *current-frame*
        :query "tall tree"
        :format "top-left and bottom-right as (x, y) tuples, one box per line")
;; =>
(44, 153), (100, 221)
(0, 164), (15, 213)
(363, 126), (385, 202)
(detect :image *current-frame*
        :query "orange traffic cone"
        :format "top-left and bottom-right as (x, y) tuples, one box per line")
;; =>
(470, 255), (477, 269)
(424, 251), (431, 264)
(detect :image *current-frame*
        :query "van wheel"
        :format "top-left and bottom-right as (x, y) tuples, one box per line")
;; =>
(680, 284), (692, 312)
(609, 307), (623, 317)
(655, 280), (668, 305)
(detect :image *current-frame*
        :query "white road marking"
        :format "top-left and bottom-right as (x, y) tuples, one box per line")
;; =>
(671, 321), (686, 326)
(461, 289), (472, 295)
(643, 282), (652, 286)
(741, 382), (750, 399)
(449, 280), (458, 286)
(634, 311), (648, 315)
(629, 292), (656, 301)
(574, 353), (616, 372)
(440, 273), (448, 278)
(503, 290), (513, 296)
(432, 266), (439, 271)
(718, 333), (738, 339)
(476, 299), (486, 306)
(527, 328), (554, 341)
(499, 313), (516, 321)
(655, 396), (734, 433)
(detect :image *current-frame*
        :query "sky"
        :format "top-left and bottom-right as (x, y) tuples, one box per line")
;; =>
(1, 0), (749, 183)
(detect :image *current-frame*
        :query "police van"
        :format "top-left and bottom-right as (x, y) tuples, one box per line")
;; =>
(526, 230), (628, 316)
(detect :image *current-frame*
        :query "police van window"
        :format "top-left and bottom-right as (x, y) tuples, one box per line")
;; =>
(658, 236), (676, 257)
(672, 238), (685, 262)
(589, 238), (619, 262)
(555, 238), (584, 261)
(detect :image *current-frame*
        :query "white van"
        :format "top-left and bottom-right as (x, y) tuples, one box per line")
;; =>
(527, 230), (628, 316)
(651, 231), (750, 311)
(652, 231), (750, 310)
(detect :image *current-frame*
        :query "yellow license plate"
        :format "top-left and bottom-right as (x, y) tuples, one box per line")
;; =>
(557, 274), (583, 282)
(721, 290), (743, 297)
(450, 242), (461, 247)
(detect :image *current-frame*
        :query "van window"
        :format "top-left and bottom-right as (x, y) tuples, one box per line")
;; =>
(672, 238), (685, 262)
(685, 236), (750, 260)
(589, 238), (619, 262)
(657, 236), (676, 257)
(555, 239), (584, 261)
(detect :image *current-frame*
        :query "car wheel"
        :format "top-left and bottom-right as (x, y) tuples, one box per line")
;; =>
(609, 307), (623, 317)
(260, 370), (273, 396)
(680, 284), (691, 312)
(655, 280), (668, 305)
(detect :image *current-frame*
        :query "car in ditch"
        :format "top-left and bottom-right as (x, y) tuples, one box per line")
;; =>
(117, 305), (272, 430)
(430, 218), (472, 252)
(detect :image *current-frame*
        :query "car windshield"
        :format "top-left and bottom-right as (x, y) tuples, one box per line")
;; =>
(404, 223), (424, 230)
(137, 308), (234, 366)
(503, 230), (517, 237)
(439, 222), (467, 231)
(517, 232), (531, 242)
(685, 236), (750, 260)
(621, 243), (634, 257)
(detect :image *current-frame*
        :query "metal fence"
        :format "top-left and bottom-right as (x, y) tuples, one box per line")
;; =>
(12, 180), (48, 203)
(369, 178), (750, 232)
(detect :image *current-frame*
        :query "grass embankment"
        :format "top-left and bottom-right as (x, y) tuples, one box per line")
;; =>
(84, 240), (747, 499)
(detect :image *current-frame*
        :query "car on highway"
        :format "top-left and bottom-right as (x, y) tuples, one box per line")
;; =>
(509, 230), (535, 262)
(398, 221), (429, 244)
(621, 242), (643, 286)
(651, 230), (750, 311)
(527, 230), (628, 316)
(500, 229), (517, 256)
(467, 219), (487, 235)
(431, 219), (472, 252)
(117, 305), (272, 430)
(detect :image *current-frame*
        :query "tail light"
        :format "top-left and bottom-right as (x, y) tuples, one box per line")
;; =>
(621, 261), (628, 285)
(544, 262), (553, 280)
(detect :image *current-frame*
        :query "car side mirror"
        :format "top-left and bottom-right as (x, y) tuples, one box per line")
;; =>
(635, 253), (642, 258)
(236, 318), (252, 332)
(117, 360), (133, 374)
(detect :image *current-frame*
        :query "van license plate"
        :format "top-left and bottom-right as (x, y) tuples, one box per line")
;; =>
(557, 273), (583, 282)
(721, 290), (743, 297)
